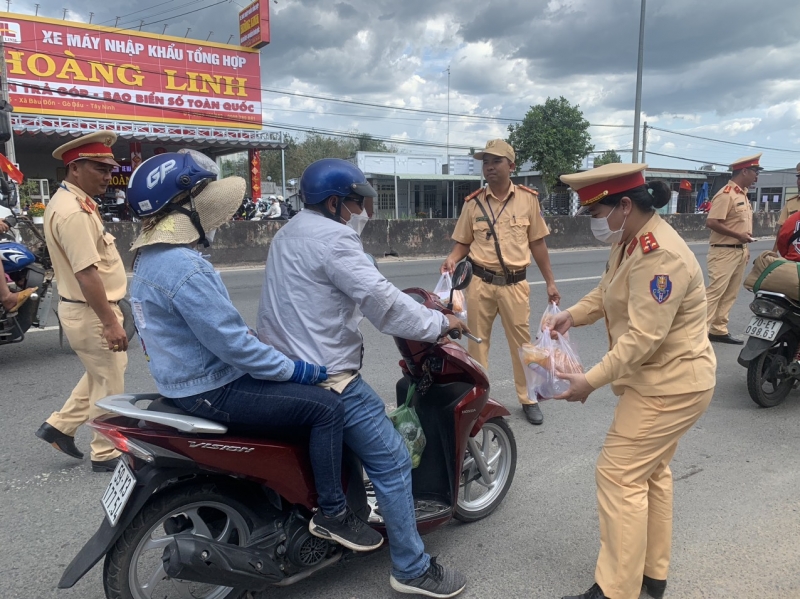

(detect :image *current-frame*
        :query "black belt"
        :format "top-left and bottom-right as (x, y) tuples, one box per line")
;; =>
(711, 244), (745, 249)
(469, 261), (527, 286)
(60, 297), (118, 305)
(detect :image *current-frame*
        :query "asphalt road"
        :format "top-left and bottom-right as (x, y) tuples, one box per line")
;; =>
(2, 239), (799, 599)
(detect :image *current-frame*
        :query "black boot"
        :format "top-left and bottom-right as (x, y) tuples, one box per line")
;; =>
(562, 582), (608, 599)
(522, 403), (544, 425)
(643, 575), (667, 599)
(36, 423), (84, 459)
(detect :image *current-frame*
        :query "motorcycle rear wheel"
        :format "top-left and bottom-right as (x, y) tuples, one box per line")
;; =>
(454, 417), (516, 523)
(103, 484), (253, 599)
(746, 345), (794, 408)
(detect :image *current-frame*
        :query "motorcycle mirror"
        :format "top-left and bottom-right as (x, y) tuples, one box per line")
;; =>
(451, 260), (473, 291)
(364, 253), (379, 271)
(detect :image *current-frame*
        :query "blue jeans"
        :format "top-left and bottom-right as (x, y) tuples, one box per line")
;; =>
(175, 374), (347, 516)
(339, 376), (429, 580)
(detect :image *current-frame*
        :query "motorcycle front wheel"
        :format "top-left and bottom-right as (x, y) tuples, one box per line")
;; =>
(746, 342), (795, 408)
(454, 417), (516, 523)
(103, 484), (253, 599)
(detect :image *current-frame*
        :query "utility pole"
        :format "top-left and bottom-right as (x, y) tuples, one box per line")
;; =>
(446, 65), (450, 173)
(5, 1), (9, 13)
(88, 12), (94, 24)
(138, 20), (144, 31)
(227, 34), (234, 44)
(185, 28), (191, 38)
(641, 122), (648, 162)
(62, 8), (68, 20)
(281, 149), (286, 198)
(206, 31), (213, 41)
(162, 25), (168, 35)
(631, 0), (646, 163)
(114, 16), (120, 27)
(34, 3), (39, 16)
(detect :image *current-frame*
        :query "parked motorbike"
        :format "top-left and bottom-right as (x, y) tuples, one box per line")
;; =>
(737, 290), (800, 407)
(59, 261), (517, 598)
(0, 212), (55, 345)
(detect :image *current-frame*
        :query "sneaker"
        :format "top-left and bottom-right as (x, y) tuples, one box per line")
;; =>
(390, 557), (467, 598)
(308, 506), (384, 552)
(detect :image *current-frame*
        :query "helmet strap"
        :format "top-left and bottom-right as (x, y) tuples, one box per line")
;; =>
(160, 185), (210, 247)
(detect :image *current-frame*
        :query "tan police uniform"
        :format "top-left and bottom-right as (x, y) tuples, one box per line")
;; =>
(561, 164), (716, 599)
(776, 162), (800, 226)
(705, 153), (760, 337)
(451, 179), (549, 407)
(43, 132), (127, 462)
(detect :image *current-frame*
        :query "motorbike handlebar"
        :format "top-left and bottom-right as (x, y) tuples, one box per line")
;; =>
(447, 329), (482, 344)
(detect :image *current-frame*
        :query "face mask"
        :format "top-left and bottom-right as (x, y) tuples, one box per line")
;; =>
(341, 202), (369, 236)
(347, 211), (370, 236)
(590, 206), (627, 244)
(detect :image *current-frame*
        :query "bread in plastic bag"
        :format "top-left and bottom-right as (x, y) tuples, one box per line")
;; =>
(433, 271), (467, 321)
(519, 328), (583, 400)
(388, 383), (426, 468)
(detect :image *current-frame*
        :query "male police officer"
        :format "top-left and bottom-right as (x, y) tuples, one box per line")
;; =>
(705, 153), (760, 344)
(35, 131), (127, 472)
(442, 139), (559, 425)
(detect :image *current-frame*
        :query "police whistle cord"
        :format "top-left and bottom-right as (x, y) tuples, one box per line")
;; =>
(472, 195), (510, 279)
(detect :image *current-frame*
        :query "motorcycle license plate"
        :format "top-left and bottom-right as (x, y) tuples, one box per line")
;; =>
(101, 460), (136, 526)
(744, 316), (782, 341)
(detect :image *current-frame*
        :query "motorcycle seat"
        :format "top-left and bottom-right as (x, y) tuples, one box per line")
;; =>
(145, 396), (191, 416)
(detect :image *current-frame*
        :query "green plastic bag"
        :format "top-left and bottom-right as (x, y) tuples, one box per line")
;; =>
(388, 383), (427, 468)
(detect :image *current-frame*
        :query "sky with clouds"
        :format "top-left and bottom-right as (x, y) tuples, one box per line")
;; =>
(9, 0), (800, 171)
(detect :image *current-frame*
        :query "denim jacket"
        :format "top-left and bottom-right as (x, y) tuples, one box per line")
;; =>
(130, 245), (295, 397)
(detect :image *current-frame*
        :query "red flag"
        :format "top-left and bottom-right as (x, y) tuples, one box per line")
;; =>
(0, 152), (23, 184)
(679, 179), (692, 191)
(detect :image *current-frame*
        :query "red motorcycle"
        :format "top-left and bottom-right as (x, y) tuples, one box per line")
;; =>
(59, 263), (517, 599)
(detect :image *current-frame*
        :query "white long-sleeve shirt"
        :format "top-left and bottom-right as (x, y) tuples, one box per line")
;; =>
(257, 210), (448, 374)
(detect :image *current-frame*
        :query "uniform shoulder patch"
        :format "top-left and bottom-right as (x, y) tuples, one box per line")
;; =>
(723, 185), (731, 193)
(650, 275), (672, 304)
(76, 195), (96, 214)
(464, 188), (483, 202)
(640, 232), (659, 254)
(518, 184), (539, 196)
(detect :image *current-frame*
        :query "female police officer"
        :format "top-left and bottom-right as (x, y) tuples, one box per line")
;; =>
(547, 163), (716, 599)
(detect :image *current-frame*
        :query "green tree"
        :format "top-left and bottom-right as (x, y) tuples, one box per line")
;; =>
(260, 132), (396, 188)
(594, 149), (622, 166)
(507, 96), (594, 193)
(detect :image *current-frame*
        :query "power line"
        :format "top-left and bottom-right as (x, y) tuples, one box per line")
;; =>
(96, 0), (179, 25)
(5, 42), (637, 130)
(9, 80), (485, 151)
(650, 126), (800, 154)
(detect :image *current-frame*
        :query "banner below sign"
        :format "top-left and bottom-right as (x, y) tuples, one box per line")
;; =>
(239, 0), (270, 49)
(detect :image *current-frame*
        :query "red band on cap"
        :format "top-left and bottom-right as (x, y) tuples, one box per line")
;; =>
(62, 143), (115, 165)
(731, 158), (760, 170)
(578, 171), (646, 206)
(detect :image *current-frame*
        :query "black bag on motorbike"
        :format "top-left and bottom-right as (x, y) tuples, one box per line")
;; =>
(744, 251), (800, 301)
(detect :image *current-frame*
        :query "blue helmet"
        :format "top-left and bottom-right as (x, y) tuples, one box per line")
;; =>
(127, 151), (218, 218)
(299, 158), (377, 205)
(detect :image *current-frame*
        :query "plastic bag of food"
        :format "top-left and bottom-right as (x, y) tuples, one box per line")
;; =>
(552, 331), (583, 378)
(388, 383), (426, 468)
(433, 272), (467, 321)
(519, 328), (583, 400)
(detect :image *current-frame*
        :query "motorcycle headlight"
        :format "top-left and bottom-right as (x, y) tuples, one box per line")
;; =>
(750, 299), (787, 319)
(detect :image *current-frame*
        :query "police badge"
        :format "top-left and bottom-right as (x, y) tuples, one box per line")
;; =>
(650, 275), (672, 304)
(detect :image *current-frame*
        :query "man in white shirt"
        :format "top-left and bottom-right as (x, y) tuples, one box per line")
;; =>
(257, 158), (468, 598)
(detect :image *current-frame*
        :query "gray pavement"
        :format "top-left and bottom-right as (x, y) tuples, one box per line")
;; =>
(2, 239), (799, 599)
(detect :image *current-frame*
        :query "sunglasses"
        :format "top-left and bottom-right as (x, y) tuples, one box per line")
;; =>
(342, 195), (365, 207)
